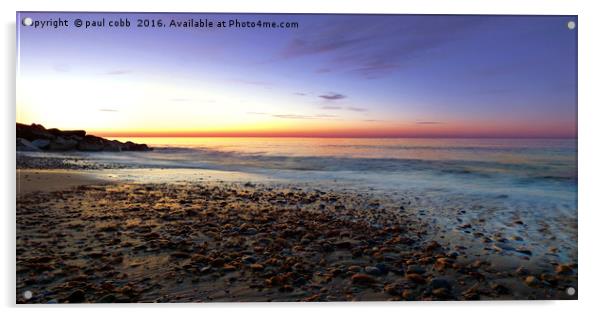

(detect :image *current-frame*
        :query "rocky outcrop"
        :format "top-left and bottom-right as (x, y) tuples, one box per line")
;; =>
(16, 123), (151, 152)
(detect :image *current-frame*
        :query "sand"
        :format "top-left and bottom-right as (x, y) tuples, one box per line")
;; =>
(17, 169), (113, 195)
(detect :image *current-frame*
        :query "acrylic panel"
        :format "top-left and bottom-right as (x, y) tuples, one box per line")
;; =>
(16, 12), (577, 303)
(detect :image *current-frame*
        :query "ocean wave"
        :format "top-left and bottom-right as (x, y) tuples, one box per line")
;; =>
(111, 146), (577, 184)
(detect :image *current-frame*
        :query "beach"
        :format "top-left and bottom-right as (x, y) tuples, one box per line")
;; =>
(16, 138), (578, 302)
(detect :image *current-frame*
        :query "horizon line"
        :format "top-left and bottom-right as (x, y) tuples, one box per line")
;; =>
(94, 133), (577, 139)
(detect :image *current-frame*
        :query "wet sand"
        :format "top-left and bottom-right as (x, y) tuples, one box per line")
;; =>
(17, 169), (113, 195)
(16, 169), (577, 303)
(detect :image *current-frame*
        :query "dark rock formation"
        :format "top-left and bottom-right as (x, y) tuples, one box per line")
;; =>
(16, 123), (151, 152)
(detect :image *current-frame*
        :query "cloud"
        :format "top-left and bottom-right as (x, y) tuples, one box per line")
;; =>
(99, 108), (119, 112)
(272, 114), (316, 120)
(272, 113), (338, 120)
(363, 119), (386, 122)
(281, 16), (486, 79)
(314, 114), (338, 118)
(416, 121), (444, 125)
(347, 106), (368, 112)
(319, 93), (346, 101)
(106, 70), (131, 75)
(321, 105), (342, 110)
(294, 92), (307, 96)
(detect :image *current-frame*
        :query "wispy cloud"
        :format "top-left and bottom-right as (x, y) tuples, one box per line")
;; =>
(319, 93), (346, 101)
(363, 119), (386, 122)
(281, 16), (485, 79)
(347, 106), (367, 112)
(99, 108), (119, 112)
(272, 114), (316, 120)
(416, 121), (444, 125)
(321, 105), (342, 110)
(271, 113), (338, 120)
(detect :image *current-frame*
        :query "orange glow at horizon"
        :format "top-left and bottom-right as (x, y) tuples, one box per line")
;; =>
(89, 119), (576, 139)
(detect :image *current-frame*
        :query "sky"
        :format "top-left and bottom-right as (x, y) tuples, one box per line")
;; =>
(17, 13), (577, 138)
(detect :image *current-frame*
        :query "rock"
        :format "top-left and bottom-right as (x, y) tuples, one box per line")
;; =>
(16, 138), (40, 151)
(434, 257), (453, 271)
(123, 141), (150, 151)
(293, 277), (307, 286)
(365, 266), (382, 276)
(98, 294), (116, 303)
(223, 264), (236, 272)
(405, 273), (426, 284)
(170, 252), (190, 259)
(351, 273), (376, 285)
(78, 135), (105, 151)
(103, 140), (124, 152)
(491, 283), (510, 294)
(244, 227), (258, 235)
(516, 247), (532, 256)
(250, 263), (264, 271)
(524, 275), (541, 287)
(384, 283), (402, 295)
(64, 289), (86, 303)
(425, 241), (443, 252)
(241, 255), (256, 264)
(17, 123), (55, 140)
(429, 277), (452, 290)
(516, 266), (530, 276)
(375, 263), (389, 274)
(432, 288), (450, 299)
(16, 123), (151, 152)
(493, 243), (515, 252)
(48, 137), (78, 151)
(402, 289), (414, 300)
(31, 139), (51, 149)
(555, 264), (573, 275)
(51, 129), (86, 138)
(406, 265), (426, 275)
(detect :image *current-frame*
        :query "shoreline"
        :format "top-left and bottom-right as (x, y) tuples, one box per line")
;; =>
(16, 166), (577, 302)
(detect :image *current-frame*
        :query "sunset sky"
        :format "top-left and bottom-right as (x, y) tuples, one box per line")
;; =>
(17, 13), (577, 138)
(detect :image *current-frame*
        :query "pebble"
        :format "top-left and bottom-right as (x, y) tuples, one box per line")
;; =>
(365, 266), (382, 276)
(406, 273), (426, 284)
(429, 277), (452, 290)
(555, 264), (573, 275)
(406, 265), (426, 275)
(250, 263), (264, 271)
(65, 289), (86, 303)
(524, 275), (541, 287)
(351, 273), (376, 285)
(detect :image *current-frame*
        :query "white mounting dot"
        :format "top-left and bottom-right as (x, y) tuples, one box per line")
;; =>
(23, 290), (32, 300)
(567, 21), (576, 30)
(22, 17), (33, 27)
(566, 287), (576, 296)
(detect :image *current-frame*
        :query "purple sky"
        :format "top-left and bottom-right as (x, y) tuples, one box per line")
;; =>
(17, 13), (577, 137)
